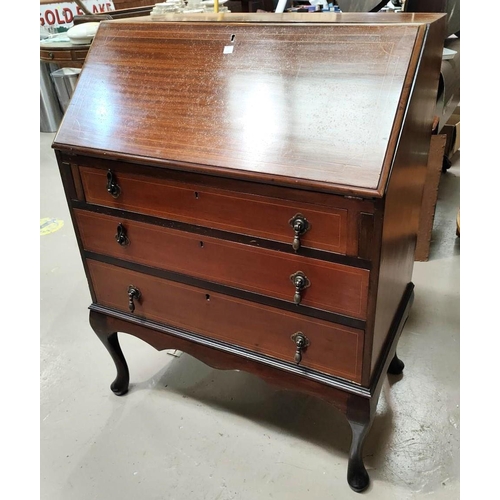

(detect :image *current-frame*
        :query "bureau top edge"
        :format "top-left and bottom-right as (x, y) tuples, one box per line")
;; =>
(110, 12), (447, 26)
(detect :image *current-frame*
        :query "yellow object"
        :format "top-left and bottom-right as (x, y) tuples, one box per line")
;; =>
(40, 217), (64, 235)
(214, 0), (219, 13)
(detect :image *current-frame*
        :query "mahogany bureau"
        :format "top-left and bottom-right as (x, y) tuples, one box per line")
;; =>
(53, 12), (445, 493)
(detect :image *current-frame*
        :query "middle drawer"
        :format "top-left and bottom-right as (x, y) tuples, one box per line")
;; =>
(75, 209), (369, 319)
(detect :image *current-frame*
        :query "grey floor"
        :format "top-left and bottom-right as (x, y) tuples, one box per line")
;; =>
(40, 132), (460, 500)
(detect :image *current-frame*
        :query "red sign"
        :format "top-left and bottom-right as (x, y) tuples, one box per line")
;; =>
(40, 2), (116, 29)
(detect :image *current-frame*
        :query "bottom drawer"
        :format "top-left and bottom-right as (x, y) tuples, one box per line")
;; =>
(87, 259), (364, 383)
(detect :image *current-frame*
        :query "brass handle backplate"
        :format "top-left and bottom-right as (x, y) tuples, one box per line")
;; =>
(127, 285), (141, 313)
(106, 169), (121, 198)
(290, 271), (310, 305)
(291, 332), (310, 364)
(288, 213), (310, 252)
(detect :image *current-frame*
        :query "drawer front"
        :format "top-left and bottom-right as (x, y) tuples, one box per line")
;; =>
(40, 49), (72, 62)
(88, 259), (364, 383)
(72, 49), (89, 61)
(76, 210), (369, 319)
(79, 166), (349, 254)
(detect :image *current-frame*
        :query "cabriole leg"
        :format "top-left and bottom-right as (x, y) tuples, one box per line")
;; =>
(346, 418), (372, 493)
(90, 311), (129, 396)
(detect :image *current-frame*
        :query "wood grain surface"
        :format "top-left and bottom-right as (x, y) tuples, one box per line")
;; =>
(54, 20), (420, 193)
(76, 209), (369, 318)
(79, 166), (350, 254)
(88, 259), (365, 382)
(369, 14), (445, 377)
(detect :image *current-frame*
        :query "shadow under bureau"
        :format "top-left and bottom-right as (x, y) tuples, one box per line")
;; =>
(53, 12), (446, 493)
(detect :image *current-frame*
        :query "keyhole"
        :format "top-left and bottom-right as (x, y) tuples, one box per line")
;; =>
(199, 241), (204, 248)
(194, 192), (199, 199)
(230, 34), (235, 42)
(205, 294), (210, 301)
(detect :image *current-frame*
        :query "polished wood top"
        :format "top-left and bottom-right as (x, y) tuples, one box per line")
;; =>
(54, 15), (444, 196)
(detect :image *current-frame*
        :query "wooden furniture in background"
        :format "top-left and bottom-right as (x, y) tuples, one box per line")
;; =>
(53, 13), (445, 492)
(40, 41), (90, 68)
(40, 3), (154, 67)
(415, 133), (447, 261)
(113, 0), (154, 9)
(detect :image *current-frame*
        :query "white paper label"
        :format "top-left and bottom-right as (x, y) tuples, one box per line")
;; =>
(223, 46), (234, 54)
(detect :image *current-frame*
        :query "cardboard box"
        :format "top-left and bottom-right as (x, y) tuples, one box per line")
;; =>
(442, 107), (460, 158)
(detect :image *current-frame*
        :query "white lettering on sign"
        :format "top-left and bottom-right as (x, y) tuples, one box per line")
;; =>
(40, 2), (115, 29)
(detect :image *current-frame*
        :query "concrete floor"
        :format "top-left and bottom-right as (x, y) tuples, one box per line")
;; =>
(40, 132), (460, 500)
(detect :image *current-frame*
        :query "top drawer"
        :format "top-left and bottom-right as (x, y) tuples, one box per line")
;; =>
(40, 49), (72, 62)
(79, 166), (349, 254)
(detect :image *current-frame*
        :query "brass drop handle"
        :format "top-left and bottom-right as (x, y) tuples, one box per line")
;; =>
(291, 332), (310, 364)
(115, 223), (129, 246)
(106, 169), (121, 198)
(290, 271), (310, 305)
(127, 285), (141, 313)
(288, 213), (310, 252)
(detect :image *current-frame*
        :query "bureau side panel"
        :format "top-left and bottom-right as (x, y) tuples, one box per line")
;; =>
(369, 19), (445, 378)
(55, 152), (98, 303)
